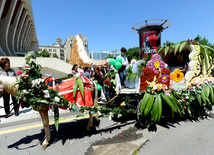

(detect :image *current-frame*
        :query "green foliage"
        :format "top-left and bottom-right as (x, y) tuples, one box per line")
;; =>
(73, 77), (84, 99)
(126, 47), (140, 62)
(38, 49), (50, 57)
(16, 52), (69, 131)
(53, 53), (59, 59)
(105, 53), (114, 59)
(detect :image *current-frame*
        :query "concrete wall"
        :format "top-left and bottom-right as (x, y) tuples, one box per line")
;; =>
(0, 57), (83, 78)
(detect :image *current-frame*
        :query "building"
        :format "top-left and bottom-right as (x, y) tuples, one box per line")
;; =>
(0, 0), (38, 56)
(64, 34), (88, 62)
(39, 37), (65, 61)
(90, 50), (121, 60)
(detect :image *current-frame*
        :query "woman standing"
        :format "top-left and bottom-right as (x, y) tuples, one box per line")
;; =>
(71, 64), (80, 77)
(0, 58), (18, 117)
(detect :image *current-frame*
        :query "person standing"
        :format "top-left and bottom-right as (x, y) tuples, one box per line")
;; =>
(117, 47), (128, 87)
(0, 58), (19, 117)
(81, 66), (91, 78)
(71, 64), (80, 77)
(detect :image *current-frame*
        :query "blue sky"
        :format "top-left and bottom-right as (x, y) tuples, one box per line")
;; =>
(31, 0), (214, 52)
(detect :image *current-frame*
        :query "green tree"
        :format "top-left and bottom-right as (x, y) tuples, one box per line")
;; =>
(53, 53), (59, 59)
(194, 35), (214, 48)
(39, 49), (50, 57)
(105, 53), (114, 59)
(126, 47), (140, 62)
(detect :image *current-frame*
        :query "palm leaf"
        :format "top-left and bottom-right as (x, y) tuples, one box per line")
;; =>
(78, 77), (84, 99)
(174, 43), (181, 55)
(54, 106), (59, 131)
(151, 94), (158, 122)
(162, 93), (176, 112)
(204, 85), (210, 98)
(156, 94), (162, 122)
(73, 77), (79, 99)
(179, 41), (188, 53)
(196, 94), (202, 107)
(157, 46), (165, 53)
(210, 86), (214, 104)
(140, 93), (149, 114)
(201, 90), (207, 105)
(144, 95), (154, 117)
(169, 95), (181, 114)
(202, 45), (214, 52)
(164, 46), (170, 56)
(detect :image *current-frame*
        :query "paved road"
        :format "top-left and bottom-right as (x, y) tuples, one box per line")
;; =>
(1, 97), (214, 155)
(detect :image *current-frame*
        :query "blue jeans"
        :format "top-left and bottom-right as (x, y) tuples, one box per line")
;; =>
(118, 67), (126, 86)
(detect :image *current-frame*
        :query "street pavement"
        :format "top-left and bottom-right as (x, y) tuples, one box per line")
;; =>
(1, 97), (214, 155)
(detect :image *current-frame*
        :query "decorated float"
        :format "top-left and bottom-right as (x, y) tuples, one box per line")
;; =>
(1, 39), (214, 148)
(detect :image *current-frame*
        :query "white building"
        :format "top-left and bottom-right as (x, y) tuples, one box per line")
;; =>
(39, 37), (65, 61)
(0, 0), (38, 56)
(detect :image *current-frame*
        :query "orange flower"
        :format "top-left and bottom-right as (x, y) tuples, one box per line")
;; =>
(170, 69), (184, 82)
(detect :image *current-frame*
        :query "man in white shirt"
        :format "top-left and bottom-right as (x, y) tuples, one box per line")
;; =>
(117, 47), (128, 86)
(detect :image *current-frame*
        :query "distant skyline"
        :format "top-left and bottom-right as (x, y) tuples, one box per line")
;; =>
(31, 0), (214, 52)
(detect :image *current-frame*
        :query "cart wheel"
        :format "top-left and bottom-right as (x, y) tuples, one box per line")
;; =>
(136, 99), (150, 128)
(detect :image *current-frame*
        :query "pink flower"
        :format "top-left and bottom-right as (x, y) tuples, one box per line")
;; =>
(16, 71), (23, 75)
(146, 54), (165, 73)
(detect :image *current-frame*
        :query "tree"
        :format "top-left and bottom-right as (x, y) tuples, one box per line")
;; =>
(53, 53), (59, 59)
(194, 35), (214, 48)
(126, 47), (140, 62)
(105, 53), (114, 59)
(39, 50), (50, 57)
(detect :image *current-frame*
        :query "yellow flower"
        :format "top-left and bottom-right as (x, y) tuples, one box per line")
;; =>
(170, 69), (184, 82)
(163, 76), (166, 80)
(154, 61), (160, 69)
(120, 102), (125, 107)
(157, 84), (162, 89)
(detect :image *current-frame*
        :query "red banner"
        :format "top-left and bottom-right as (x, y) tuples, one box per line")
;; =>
(141, 30), (158, 59)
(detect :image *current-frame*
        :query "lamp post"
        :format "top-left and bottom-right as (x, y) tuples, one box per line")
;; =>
(132, 19), (171, 60)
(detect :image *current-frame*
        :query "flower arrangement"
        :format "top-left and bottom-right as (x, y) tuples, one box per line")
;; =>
(146, 54), (165, 74)
(16, 52), (69, 130)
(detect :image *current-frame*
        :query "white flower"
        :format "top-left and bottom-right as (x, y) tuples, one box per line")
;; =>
(0, 85), (3, 92)
(22, 90), (28, 94)
(43, 90), (50, 98)
(29, 59), (36, 64)
(54, 96), (60, 103)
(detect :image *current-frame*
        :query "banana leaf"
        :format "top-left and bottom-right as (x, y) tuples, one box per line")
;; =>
(156, 94), (162, 122)
(174, 43), (181, 55)
(140, 92), (150, 114)
(54, 105), (59, 131)
(157, 46), (165, 53)
(204, 85), (210, 98)
(144, 94), (154, 117)
(201, 90), (207, 105)
(210, 86), (214, 104)
(168, 95), (181, 114)
(196, 94), (202, 107)
(179, 41), (188, 53)
(164, 46), (170, 56)
(78, 77), (84, 99)
(161, 93), (176, 112)
(73, 77), (79, 99)
(151, 93), (159, 122)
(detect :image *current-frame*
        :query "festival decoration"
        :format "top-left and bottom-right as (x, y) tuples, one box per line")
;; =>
(116, 57), (122, 63)
(109, 58), (116, 65)
(114, 61), (122, 70)
(146, 54), (165, 74)
(16, 52), (69, 131)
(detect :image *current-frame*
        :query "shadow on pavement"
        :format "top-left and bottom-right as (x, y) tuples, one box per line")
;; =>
(7, 117), (136, 149)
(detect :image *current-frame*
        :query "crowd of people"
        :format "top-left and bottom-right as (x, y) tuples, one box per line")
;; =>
(0, 47), (128, 118)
